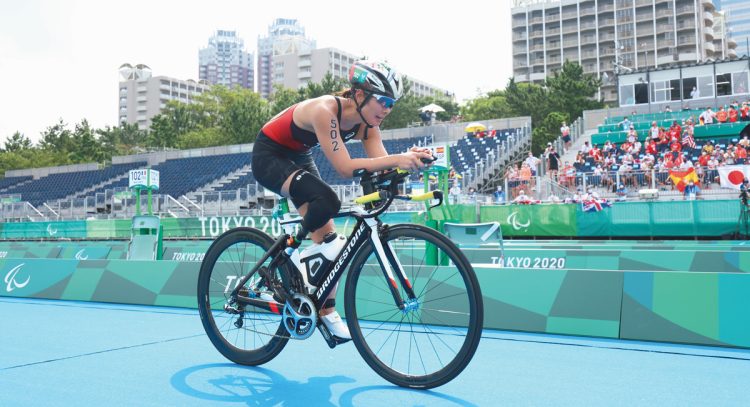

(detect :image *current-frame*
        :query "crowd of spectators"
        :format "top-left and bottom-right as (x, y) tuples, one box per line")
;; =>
(498, 102), (750, 203)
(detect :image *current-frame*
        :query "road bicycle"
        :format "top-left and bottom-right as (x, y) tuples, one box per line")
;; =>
(197, 166), (484, 389)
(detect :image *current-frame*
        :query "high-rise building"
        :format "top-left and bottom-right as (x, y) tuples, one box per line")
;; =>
(118, 64), (209, 130)
(199, 30), (254, 89)
(257, 19), (316, 99)
(272, 47), (453, 99)
(511, 0), (738, 105)
(716, 0), (750, 56)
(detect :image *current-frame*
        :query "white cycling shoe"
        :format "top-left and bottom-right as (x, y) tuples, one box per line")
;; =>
(320, 310), (351, 340)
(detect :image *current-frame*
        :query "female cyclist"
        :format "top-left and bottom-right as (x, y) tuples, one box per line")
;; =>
(251, 60), (433, 341)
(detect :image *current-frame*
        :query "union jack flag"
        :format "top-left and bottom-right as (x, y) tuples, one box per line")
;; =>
(682, 132), (696, 149)
(582, 198), (612, 212)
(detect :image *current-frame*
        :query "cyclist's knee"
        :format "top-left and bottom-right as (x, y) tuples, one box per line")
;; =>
(289, 171), (341, 232)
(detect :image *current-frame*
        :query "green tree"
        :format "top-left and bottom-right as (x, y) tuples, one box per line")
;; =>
(545, 60), (603, 124)
(148, 101), (207, 148)
(3, 132), (33, 152)
(213, 86), (270, 145)
(460, 90), (513, 121)
(268, 85), (303, 117)
(69, 120), (106, 163)
(38, 119), (74, 157)
(299, 73), (349, 100)
(532, 111), (569, 154)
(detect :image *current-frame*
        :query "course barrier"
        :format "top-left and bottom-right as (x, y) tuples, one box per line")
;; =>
(2, 243), (748, 349)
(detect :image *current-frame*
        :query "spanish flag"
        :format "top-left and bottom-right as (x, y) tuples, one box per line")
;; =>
(668, 168), (699, 192)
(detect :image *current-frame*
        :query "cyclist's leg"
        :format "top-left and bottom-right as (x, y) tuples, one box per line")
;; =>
(279, 171), (336, 244)
(280, 169), (342, 317)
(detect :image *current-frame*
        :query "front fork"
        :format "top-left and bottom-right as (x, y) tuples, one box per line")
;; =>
(368, 221), (418, 311)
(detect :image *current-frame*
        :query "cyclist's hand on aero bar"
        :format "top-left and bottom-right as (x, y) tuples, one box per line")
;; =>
(395, 150), (434, 172)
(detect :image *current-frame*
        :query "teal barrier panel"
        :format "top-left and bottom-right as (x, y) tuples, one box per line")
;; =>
(1, 254), (748, 348)
(1, 221), (87, 239)
(458, 247), (750, 274)
(0, 200), (742, 240)
(57, 246), (112, 260)
(621, 271), (750, 348)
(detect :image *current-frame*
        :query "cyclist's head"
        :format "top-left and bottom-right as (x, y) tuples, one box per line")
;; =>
(348, 59), (403, 103)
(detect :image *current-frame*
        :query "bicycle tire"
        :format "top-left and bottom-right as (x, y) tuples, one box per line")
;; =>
(197, 227), (291, 365)
(344, 224), (483, 389)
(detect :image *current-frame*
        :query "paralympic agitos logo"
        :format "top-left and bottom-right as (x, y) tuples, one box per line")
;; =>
(506, 211), (531, 231)
(4, 263), (30, 292)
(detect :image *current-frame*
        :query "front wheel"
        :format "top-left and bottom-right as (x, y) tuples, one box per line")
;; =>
(345, 224), (483, 389)
(197, 227), (292, 366)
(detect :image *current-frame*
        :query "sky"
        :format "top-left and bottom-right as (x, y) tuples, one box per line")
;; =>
(0, 0), (513, 143)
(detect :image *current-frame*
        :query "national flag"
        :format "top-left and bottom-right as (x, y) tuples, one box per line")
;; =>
(681, 132), (696, 149)
(582, 198), (612, 212)
(668, 168), (700, 192)
(718, 165), (750, 190)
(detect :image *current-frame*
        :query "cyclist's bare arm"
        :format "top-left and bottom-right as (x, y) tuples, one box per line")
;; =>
(359, 128), (388, 158)
(309, 103), (431, 177)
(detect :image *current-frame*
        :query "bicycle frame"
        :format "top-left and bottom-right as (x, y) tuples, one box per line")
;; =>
(230, 206), (417, 315)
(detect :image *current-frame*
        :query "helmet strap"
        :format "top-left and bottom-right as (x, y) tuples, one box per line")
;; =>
(353, 89), (374, 139)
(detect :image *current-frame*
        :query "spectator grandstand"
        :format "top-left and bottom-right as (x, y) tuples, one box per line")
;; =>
(495, 103), (750, 204)
(0, 119), (534, 221)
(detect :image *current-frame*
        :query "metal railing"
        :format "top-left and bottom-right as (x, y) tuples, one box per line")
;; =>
(502, 166), (737, 203)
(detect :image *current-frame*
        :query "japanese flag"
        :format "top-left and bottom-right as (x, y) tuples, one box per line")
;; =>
(718, 165), (750, 190)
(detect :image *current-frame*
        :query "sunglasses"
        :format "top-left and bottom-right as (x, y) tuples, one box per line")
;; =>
(370, 93), (397, 109)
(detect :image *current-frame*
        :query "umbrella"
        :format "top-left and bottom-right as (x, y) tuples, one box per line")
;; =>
(464, 122), (486, 133)
(420, 103), (445, 113)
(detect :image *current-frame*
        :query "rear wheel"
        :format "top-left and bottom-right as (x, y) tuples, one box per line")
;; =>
(197, 227), (291, 365)
(345, 224), (483, 389)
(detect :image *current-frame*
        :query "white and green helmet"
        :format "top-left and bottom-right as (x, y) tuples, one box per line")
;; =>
(348, 60), (403, 100)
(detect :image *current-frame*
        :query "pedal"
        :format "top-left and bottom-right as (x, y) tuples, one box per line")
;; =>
(317, 319), (352, 349)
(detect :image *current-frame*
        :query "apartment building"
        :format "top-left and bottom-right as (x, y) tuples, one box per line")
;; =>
(717, 0), (750, 56)
(199, 30), (254, 90)
(257, 19), (316, 99)
(118, 64), (209, 130)
(512, 0), (738, 105)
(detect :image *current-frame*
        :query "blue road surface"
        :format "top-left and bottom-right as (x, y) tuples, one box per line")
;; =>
(1, 298), (748, 406)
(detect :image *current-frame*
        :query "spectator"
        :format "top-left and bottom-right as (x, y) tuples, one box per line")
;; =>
(649, 121), (659, 142)
(715, 106), (728, 124)
(741, 101), (749, 122)
(618, 116), (632, 131)
(616, 184), (629, 201)
(571, 187), (583, 203)
(524, 152), (541, 176)
(547, 146), (561, 179)
(467, 187), (477, 203)
(729, 105), (739, 123)
(589, 144), (603, 162)
(493, 186), (505, 204)
(702, 140), (714, 156)
(560, 121), (572, 152)
(513, 189), (531, 203)
(690, 86), (700, 99)
(699, 107), (715, 125)
(664, 105), (672, 113)
(683, 180), (700, 200)
(561, 161), (576, 187)
(543, 142), (554, 160)
(430, 111), (437, 125)
(627, 126), (638, 143)
(419, 110), (429, 125)
(739, 136), (750, 150)
(580, 141), (592, 154)
(736, 144), (748, 164)
(449, 182), (461, 204)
